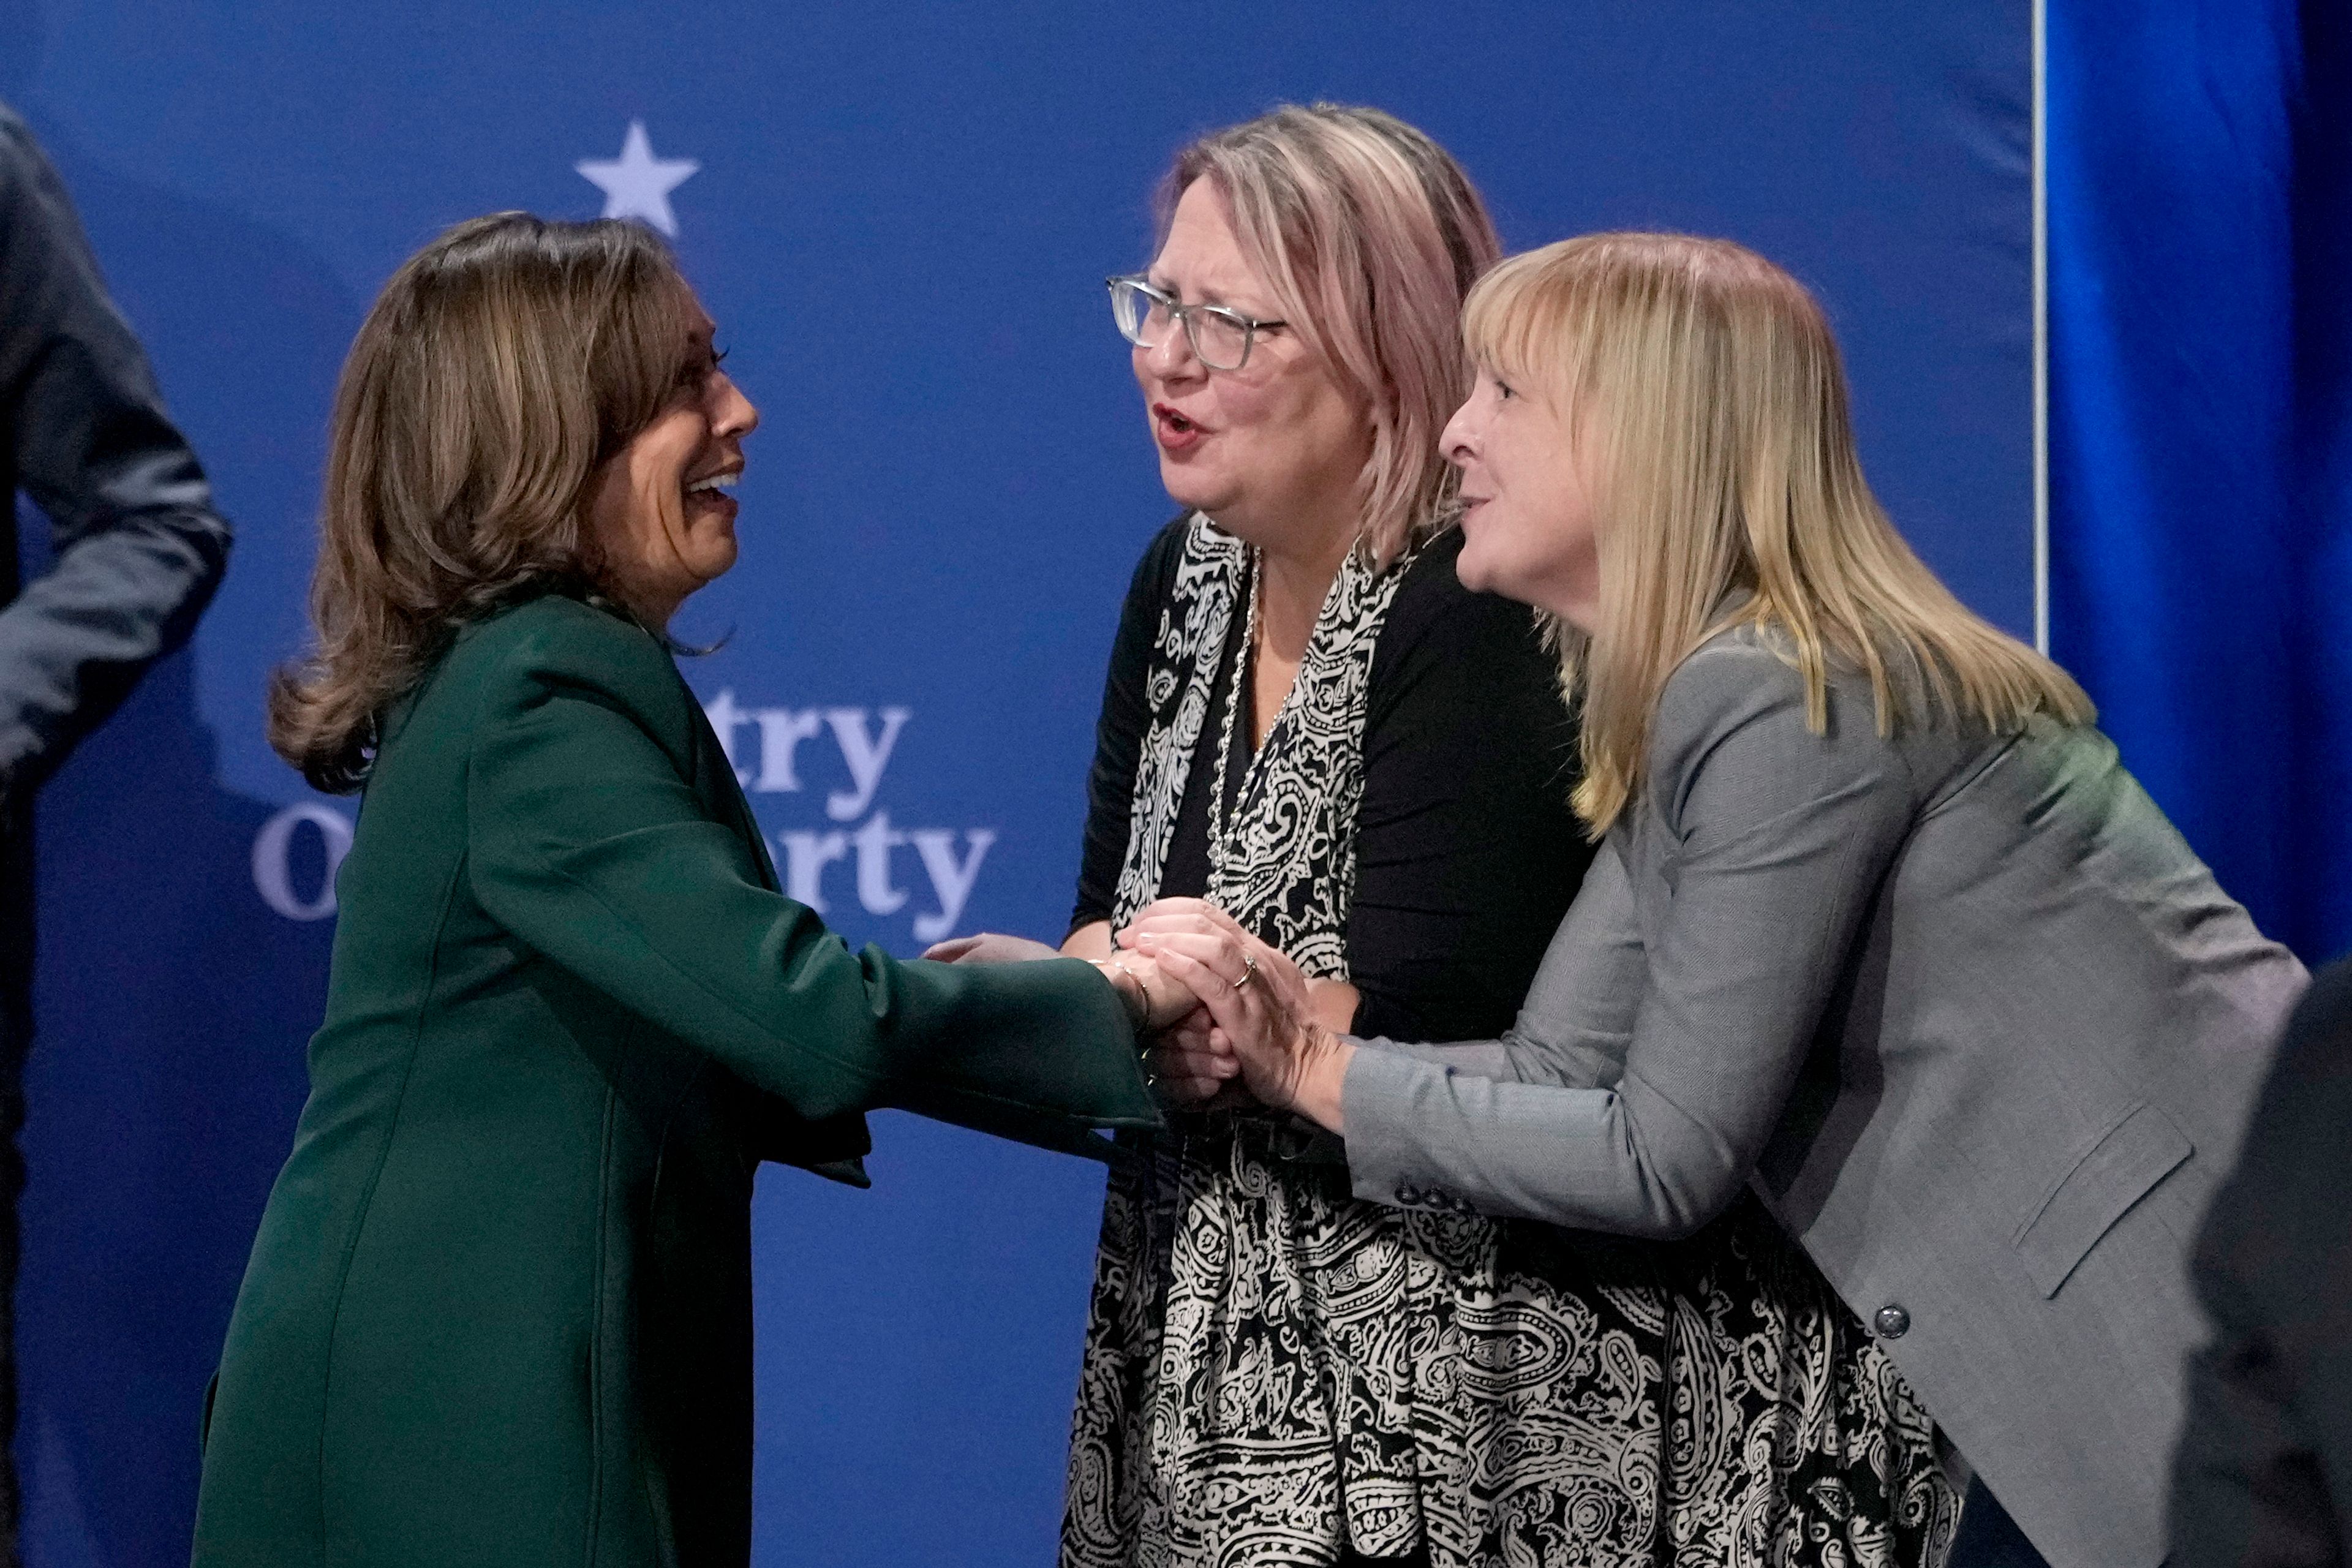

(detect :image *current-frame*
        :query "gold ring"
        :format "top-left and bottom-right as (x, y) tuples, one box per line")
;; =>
(1231, 952), (1258, 992)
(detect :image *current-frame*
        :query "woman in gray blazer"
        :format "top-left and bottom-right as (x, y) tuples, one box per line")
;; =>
(1127, 233), (2307, 1568)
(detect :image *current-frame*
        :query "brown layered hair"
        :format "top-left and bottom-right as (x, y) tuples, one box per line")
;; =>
(1163, 105), (1500, 565)
(267, 213), (705, 792)
(1462, 232), (2093, 832)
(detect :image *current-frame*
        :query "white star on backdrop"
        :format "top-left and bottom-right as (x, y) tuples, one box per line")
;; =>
(576, 121), (699, 236)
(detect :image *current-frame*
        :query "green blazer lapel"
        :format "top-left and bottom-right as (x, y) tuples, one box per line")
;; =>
(685, 690), (782, 894)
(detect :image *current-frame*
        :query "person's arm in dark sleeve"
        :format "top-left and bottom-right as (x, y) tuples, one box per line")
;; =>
(1343, 543), (1594, 1042)
(1068, 517), (1185, 945)
(0, 108), (231, 796)
(2168, 962), (2352, 1568)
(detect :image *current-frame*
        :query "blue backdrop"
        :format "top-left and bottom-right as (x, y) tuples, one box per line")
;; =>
(2, 3), (2038, 1563)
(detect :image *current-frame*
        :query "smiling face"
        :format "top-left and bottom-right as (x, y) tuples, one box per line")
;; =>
(586, 309), (758, 627)
(1442, 367), (1602, 628)
(1134, 179), (1371, 552)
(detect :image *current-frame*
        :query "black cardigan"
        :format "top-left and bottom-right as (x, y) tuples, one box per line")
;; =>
(1071, 516), (1594, 1042)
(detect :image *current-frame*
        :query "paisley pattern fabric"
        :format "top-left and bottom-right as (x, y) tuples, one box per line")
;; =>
(1062, 516), (1958, 1567)
(1107, 514), (1401, 982)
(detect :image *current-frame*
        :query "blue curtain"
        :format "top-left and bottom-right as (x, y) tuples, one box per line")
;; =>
(2049, 0), (2352, 963)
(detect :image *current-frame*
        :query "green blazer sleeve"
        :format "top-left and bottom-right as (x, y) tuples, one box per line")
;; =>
(459, 601), (1162, 1141)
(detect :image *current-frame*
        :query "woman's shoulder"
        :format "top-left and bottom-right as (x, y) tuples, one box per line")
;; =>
(1659, 618), (2010, 768)
(1667, 619), (1801, 691)
(424, 591), (687, 730)
(1647, 622), (1917, 813)
(1658, 622), (1839, 740)
(448, 590), (657, 666)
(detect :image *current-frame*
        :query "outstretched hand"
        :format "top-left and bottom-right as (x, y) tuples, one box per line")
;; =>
(924, 931), (1204, 1044)
(922, 913), (1340, 1117)
(921, 932), (1063, 965)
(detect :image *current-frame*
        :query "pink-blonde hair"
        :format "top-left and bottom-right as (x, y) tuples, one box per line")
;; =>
(1162, 104), (1500, 566)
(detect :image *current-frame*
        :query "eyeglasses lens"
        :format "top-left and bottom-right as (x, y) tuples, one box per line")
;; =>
(1191, 311), (1251, 371)
(1111, 281), (1165, 347)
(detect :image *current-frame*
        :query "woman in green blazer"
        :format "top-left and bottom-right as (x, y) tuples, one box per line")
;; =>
(189, 214), (1177, 1568)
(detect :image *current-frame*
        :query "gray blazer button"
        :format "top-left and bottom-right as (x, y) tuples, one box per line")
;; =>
(1395, 1184), (1422, 1207)
(1874, 1305), (1911, 1339)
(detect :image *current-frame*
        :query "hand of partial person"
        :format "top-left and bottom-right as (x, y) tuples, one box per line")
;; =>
(1130, 925), (1353, 1133)
(1093, 950), (1206, 1035)
(1142, 1007), (1256, 1110)
(921, 932), (1064, 964)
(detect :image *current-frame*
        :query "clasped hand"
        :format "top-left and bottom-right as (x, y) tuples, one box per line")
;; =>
(1118, 899), (1352, 1130)
(924, 900), (1352, 1131)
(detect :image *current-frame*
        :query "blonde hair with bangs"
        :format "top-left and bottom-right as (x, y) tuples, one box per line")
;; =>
(1463, 232), (2092, 833)
(1166, 104), (1499, 565)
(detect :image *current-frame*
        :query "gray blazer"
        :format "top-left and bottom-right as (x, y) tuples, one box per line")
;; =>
(1341, 624), (2306, 1568)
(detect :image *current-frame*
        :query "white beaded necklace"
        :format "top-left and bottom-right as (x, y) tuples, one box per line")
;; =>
(1204, 548), (1261, 889)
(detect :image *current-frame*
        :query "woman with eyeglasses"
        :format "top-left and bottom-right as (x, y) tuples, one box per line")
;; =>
(942, 107), (1956, 1566)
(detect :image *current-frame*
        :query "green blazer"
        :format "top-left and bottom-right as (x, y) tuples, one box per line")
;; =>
(190, 593), (1158, 1567)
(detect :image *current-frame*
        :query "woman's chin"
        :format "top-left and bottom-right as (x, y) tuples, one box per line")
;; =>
(1155, 459), (1229, 514)
(1454, 540), (1512, 599)
(1458, 545), (1568, 617)
(680, 543), (739, 597)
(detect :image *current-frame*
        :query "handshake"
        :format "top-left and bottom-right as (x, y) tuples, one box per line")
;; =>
(922, 897), (1356, 1130)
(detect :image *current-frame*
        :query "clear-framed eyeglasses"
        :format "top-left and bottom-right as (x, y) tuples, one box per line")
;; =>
(1107, 275), (1287, 372)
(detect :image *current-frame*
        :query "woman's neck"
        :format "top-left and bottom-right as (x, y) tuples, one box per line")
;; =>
(613, 586), (682, 634)
(1251, 511), (1355, 662)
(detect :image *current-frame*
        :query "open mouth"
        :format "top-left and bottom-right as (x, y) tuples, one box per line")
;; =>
(685, 469), (741, 503)
(1153, 404), (1205, 447)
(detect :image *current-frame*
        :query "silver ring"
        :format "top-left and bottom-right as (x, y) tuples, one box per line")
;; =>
(1231, 952), (1258, 992)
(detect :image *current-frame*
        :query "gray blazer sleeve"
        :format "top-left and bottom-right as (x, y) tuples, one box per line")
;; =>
(1341, 643), (1918, 1239)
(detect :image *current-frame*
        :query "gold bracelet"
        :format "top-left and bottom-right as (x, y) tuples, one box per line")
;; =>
(1088, 957), (1149, 1031)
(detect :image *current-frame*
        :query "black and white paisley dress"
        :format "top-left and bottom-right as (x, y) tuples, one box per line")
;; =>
(1061, 514), (1958, 1567)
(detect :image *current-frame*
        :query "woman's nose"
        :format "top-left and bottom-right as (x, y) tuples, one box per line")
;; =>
(712, 372), (758, 437)
(1439, 402), (1475, 463)
(1141, 323), (1204, 382)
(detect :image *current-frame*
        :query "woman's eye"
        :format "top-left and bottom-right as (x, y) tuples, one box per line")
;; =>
(1493, 379), (1515, 401)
